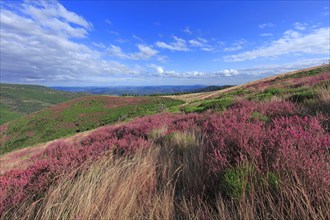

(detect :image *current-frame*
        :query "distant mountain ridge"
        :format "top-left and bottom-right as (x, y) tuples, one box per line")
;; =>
(51, 85), (208, 96)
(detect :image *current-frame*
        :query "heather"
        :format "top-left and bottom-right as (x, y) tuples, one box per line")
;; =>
(181, 65), (329, 113)
(0, 96), (183, 154)
(1, 100), (329, 219)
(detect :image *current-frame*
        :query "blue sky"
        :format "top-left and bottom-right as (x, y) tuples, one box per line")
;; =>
(0, 0), (329, 86)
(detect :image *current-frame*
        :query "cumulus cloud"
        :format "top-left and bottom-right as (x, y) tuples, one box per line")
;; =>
(222, 69), (239, 77)
(155, 36), (190, 51)
(224, 27), (330, 62)
(23, 0), (92, 38)
(107, 44), (158, 60)
(0, 1), (143, 85)
(149, 58), (328, 80)
(148, 64), (164, 74)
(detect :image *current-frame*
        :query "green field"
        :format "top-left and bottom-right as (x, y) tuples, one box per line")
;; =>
(0, 84), (86, 124)
(0, 96), (183, 154)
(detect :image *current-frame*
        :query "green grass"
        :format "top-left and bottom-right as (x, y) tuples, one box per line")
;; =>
(249, 88), (284, 101)
(0, 83), (86, 124)
(280, 65), (329, 80)
(251, 111), (269, 122)
(182, 97), (233, 113)
(0, 107), (22, 124)
(0, 96), (183, 154)
(221, 165), (279, 199)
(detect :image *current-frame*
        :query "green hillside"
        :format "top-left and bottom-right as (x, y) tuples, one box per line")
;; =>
(0, 96), (183, 154)
(0, 84), (87, 124)
(181, 65), (330, 114)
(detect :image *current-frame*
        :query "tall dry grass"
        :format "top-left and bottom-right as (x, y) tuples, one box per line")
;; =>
(3, 130), (329, 220)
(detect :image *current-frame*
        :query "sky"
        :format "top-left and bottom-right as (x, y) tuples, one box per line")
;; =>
(0, 0), (329, 86)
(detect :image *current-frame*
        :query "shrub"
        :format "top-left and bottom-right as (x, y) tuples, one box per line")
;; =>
(288, 90), (315, 103)
(1, 100), (329, 218)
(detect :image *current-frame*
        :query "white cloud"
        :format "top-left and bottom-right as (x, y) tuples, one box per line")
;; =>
(222, 69), (239, 77)
(92, 42), (106, 48)
(189, 39), (204, 47)
(224, 27), (330, 62)
(258, 23), (274, 29)
(151, 58), (328, 80)
(21, 1), (92, 38)
(107, 44), (158, 60)
(293, 22), (307, 30)
(224, 39), (246, 52)
(148, 64), (164, 74)
(136, 44), (158, 59)
(183, 26), (192, 34)
(235, 58), (329, 76)
(0, 1), (142, 84)
(132, 35), (144, 43)
(156, 36), (190, 51)
(189, 37), (213, 51)
(156, 36), (213, 52)
(260, 33), (273, 37)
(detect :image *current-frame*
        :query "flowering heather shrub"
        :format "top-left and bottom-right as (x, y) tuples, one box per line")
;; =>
(0, 100), (329, 216)
(268, 115), (330, 190)
(289, 72), (330, 88)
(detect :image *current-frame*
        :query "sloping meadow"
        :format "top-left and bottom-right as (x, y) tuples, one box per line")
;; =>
(1, 100), (329, 219)
(0, 96), (183, 155)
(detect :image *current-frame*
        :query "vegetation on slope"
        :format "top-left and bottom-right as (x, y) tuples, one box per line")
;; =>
(0, 84), (86, 124)
(0, 96), (183, 154)
(181, 65), (330, 114)
(1, 101), (329, 219)
(0, 65), (329, 219)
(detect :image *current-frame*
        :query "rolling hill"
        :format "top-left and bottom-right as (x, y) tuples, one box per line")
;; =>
(0, 96), (183, 154)
(0, 65), (329, 219)
(0, 84), (87, 124)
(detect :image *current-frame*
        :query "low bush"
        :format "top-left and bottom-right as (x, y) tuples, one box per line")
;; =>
(1, 100), (329, 219)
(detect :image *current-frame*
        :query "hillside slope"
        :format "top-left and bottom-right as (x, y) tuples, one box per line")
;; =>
(0, 96), (183, 154)
(172, 65), (330, 113)
(165, 64), (329, 103)
(0, 84), (86, 124)
(0, 65), (329, 219)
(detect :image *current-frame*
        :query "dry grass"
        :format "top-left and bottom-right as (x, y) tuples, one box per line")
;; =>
(3, 130), (329, 220)
(164, 64), (329, 103)
(315, 84), (330, 107)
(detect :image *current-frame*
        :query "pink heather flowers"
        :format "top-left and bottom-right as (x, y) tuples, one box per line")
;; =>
(1, 100), (329, 215)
